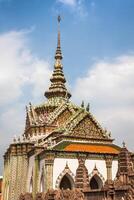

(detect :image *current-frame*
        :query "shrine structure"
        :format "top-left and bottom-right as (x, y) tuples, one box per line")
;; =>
(2, 17), (134, 200)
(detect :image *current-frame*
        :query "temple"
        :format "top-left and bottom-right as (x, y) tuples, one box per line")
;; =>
(2, 17), (134, 200)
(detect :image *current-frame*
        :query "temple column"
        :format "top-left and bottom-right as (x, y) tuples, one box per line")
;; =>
(44, 153), (54, 192)
(75, 155), (89, 190)
(33, 155), (39, 199)
(2, 154), (9, 200)
(8, 145), (18, 200)
(2, 141), (33, 200)
(105, 156), (113, 181)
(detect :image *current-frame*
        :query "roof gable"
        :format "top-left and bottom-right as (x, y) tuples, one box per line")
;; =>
(69, 115), (107, 139)
(62, 110), (110, 140)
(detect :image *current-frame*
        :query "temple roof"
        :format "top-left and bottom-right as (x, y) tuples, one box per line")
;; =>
(24, 100), (112, 141)
(24, 16), (116, 150)
(64, 143), (119, 154)
(53, 141), (120, 155)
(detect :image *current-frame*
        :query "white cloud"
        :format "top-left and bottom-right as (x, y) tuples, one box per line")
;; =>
(0, 30), (51, 106)
(0, 103), (25, 173)
(72, 55), (134, 150)
(0, 104), (25, 143)
(57, 0), (88, 18)
(30, 59), (51, 100)
(0, 30), (52, 172)
(57, 0), (76, 6)
(0, 28), (134, 174)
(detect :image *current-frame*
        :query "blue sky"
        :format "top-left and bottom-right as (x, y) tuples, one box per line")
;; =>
(1, 0), (134, 80)
(0, 0), (134, 173)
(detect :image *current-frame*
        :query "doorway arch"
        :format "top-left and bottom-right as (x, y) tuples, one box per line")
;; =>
(59, 173), (74, 190)
(55, 162), (75, 189)
(90, 174), (103, 190)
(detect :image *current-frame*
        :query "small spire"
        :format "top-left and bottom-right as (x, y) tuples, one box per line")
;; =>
(29, 102), (32, 112)
(123, 141), (126, 148)
(13, 135), (17, 143)
(94, 164), (97, 171)
(58, 15), (61, 23)
(26, 105), (28, 113)
(18, 136), (21, 142)
(44, 15), (71, 100)
(55, 15), (62, 60)
(65, 161), (69, 169)
(86, 103), (90, 111)
(57, 15), (61, 46)
(81, 100), (84, 108)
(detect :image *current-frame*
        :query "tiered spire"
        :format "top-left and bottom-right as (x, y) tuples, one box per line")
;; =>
(117, 143), (134, 183)
(45, 16), (71, 100)
(75, 158), (89, 190)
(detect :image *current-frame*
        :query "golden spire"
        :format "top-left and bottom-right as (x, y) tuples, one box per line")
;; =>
(55, 15), (62, 59)
(45, 16), (71, 100)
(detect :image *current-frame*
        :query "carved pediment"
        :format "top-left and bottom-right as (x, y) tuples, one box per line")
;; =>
(70, 116), (107, 139)
(52, 108), (72, 126)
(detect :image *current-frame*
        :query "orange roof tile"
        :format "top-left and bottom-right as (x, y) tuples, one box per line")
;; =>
(64, 144), (119, 154)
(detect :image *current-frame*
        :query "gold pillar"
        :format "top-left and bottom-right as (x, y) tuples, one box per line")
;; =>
(105, 156), (113, 181)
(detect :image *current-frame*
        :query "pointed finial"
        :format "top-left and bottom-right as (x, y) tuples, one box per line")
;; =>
(26, 105), (28, 113)
(81, 100), (84, 108)
(13, 135), (17, 143)
(86, 103), (90, 111)
(57, 15), (61, 48)
(29, 102), (32, 112)
(94, 163), (97, 171)
(54, 15), (62, 60)
(18, 136), (21, 142)
(123, 141), (126, 148)
(58, 15), (61, 24)
(23, 134), (26, 142)
(65, 161), (69, 169)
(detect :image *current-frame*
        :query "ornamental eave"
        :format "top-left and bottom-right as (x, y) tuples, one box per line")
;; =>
(36, 148), (119, 161)
(52, 140), (121, 155)
(54, 134), (114, 143)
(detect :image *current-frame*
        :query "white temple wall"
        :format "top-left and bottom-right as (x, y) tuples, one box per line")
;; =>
(53, 158), (118, 189)
(112, 160), (118, 180)
(26, 155), (35, 192)
(86, 159), (118, 181)
(85, 160), (107, 180)
(38, 159), (45, 192)
(53, 158), (78, 189)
